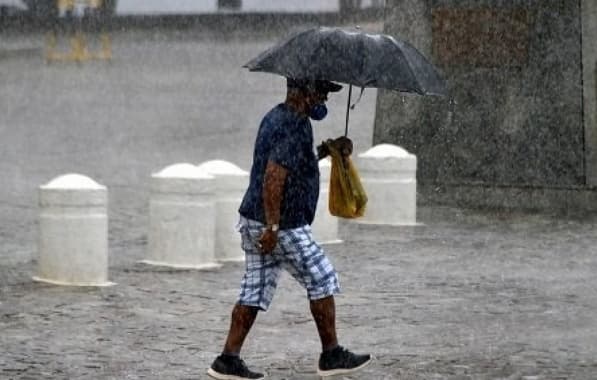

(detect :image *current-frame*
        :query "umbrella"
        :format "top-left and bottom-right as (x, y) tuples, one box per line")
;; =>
(244, 26), (447, 135)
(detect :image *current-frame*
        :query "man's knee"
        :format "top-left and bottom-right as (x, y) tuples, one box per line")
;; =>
(233, 303), (260, 318)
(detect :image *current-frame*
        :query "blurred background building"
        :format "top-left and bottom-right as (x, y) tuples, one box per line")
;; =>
(1, 0), (384, 20)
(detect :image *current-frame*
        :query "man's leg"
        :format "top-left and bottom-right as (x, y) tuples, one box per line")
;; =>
(208, 303), (265, 379)
(309, 295), (338, 351)
(310, 294), (372, 377)
(208, 217), (276, 379)
(277, 225), (370, 377)
(223, 303), (259, 355)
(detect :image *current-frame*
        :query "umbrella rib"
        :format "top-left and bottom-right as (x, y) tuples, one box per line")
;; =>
(387, 36), (426, 95)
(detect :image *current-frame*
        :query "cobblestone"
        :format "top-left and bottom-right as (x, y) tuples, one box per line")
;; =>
(2, 210), (597, 379)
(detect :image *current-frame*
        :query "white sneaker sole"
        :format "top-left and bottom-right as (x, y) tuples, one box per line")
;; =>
(207, 368), (265, 380)
(316, 357), (373, 377)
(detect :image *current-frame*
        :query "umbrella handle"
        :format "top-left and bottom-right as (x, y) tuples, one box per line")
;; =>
(344, 84), (352, 137)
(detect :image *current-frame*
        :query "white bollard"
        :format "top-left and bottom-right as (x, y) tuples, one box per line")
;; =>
(144, 163), (220, 269)
(197, 160), (249, 262)
(356, 144), (418, 225)
(311, 158), (342, 244)
(34, 174), (113, 286)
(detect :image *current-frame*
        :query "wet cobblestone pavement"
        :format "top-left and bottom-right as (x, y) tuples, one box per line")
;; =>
(2, 209), (597, 379)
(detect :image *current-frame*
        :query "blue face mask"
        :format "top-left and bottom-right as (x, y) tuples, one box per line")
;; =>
(309, 103), (328, 121)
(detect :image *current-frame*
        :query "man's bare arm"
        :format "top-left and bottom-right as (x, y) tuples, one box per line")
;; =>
(263, 159), (287, 225)
(259, 160), (287, 254)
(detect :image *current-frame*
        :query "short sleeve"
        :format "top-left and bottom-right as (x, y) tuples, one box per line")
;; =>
(269, 127), (301, 171)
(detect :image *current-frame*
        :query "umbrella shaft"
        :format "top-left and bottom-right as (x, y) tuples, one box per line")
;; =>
(345, 84), (352, 137)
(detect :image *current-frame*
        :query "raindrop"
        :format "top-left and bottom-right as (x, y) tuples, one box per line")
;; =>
(446, 98), (457, 126)
(449, 98), (458, 111)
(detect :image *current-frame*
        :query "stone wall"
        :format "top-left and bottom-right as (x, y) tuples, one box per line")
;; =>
(375, 0), (597, 211)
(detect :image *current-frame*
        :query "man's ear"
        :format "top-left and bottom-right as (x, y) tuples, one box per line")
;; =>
(305, 90), (319, 104)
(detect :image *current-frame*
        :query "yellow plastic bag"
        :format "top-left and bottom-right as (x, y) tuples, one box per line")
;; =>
(328, 145), (368, 218)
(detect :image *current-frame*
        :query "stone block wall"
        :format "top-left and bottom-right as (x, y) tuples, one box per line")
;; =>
(375, 0), (597, 211)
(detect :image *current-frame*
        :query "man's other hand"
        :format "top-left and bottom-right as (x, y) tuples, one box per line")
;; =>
(328, 136), (353, 157)
(258, 228), (278, 254)
(317, 136), (353, 159)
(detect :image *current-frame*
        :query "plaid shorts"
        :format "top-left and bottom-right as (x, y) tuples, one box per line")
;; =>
(236, 216), (340, 311)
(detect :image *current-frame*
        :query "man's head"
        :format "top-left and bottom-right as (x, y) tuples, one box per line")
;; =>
(286, 78), (342, 120)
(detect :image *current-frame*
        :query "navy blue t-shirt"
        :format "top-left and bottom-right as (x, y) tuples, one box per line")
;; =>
(238, 103), (320, 229)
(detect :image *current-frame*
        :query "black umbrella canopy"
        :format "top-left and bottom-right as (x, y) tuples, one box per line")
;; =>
(244, 26), (447, 96)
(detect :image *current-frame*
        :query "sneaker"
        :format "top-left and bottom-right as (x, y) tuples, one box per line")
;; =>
(207, 354), (265, 380)
(317, 346), (372, 377)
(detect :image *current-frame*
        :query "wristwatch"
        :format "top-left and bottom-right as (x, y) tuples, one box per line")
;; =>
(267, 224), (279, 232)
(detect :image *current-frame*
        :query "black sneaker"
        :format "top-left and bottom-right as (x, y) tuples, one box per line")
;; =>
(207, 354), (265, 380)
(317, 346), (372, 377)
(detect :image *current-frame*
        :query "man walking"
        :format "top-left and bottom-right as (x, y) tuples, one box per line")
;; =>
(207, 78), (371, 380)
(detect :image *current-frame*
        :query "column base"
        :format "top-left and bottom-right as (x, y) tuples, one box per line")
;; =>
(32, 276), (116, 287)
(139, 260), (222, 270)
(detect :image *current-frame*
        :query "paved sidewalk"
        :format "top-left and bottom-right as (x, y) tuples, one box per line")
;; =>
(2, 207), (597, 379)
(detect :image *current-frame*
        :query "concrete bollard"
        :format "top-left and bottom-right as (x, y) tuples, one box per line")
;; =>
(197, 160), (249, 262)
(356, 144), (417, 225)
(34, 174), (113, 286)
(143, 163), (221, 269)
(312, 158), (342, 244)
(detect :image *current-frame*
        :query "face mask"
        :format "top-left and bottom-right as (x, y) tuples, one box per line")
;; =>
(309, 103), (328, 121)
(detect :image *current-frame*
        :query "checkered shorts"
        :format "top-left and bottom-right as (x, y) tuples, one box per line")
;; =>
(236, 216), (340, 311)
